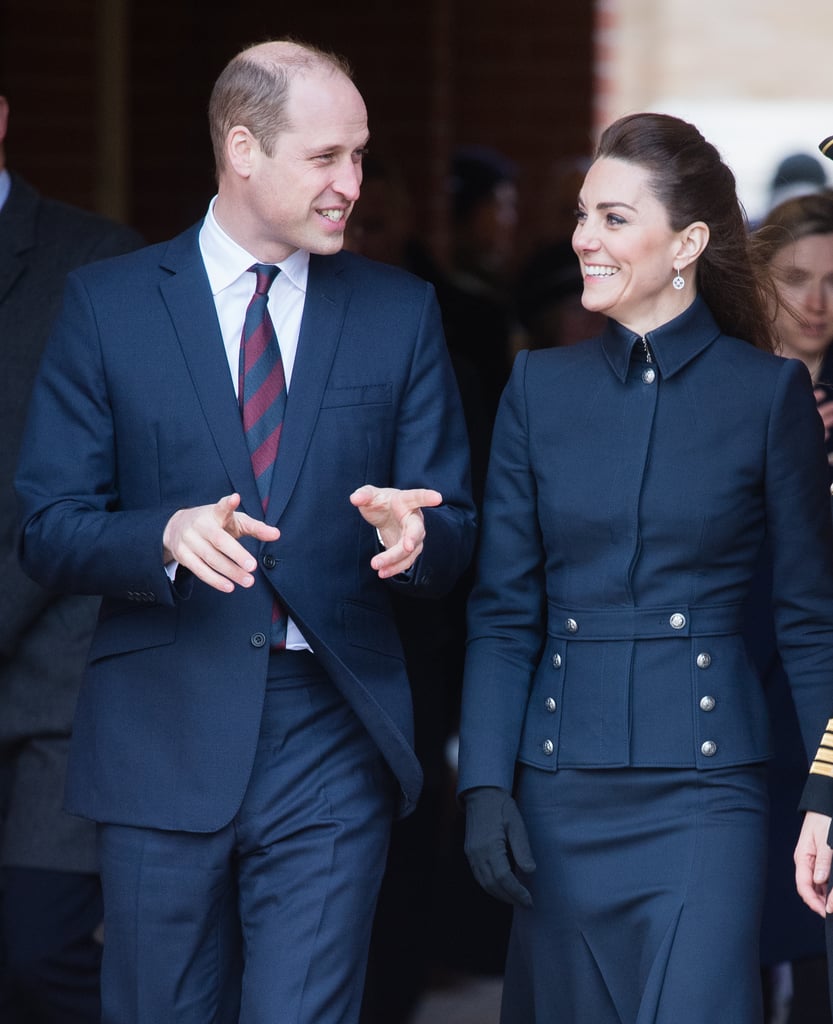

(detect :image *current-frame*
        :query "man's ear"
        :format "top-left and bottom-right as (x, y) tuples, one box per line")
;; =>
(225, 125), (258, 179)
(675, 221), (710, 269)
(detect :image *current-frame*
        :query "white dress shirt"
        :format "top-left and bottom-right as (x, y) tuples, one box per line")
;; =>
(195, 198), (312, 651)
(199, 196), (309, 392)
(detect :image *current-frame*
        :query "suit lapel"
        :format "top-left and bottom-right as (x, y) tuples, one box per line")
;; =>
(267, 253), (350, 522)
(158, 227), (262, 516)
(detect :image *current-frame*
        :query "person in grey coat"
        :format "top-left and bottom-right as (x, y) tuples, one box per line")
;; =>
(0, 92), (143, 1021)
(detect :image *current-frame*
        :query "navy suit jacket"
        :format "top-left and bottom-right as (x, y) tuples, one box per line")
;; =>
(15, 223), (476, 830)
(1, 173), (143, 871)
(458, 298), (833, 797)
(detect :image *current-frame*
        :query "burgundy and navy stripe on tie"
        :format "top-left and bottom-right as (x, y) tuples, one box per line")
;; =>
(239, 263), (286, 511)
(238, 262), (287, 648)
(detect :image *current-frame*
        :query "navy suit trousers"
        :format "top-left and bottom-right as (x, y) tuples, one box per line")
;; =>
(97, 652), (395, 1024)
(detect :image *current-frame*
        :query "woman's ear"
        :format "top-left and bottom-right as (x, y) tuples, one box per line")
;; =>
(675, 221), (710, 269)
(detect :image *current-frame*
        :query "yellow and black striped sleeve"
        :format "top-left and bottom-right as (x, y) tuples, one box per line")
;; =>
(799, 719), (833, 817)
(809, 719), (833, 779)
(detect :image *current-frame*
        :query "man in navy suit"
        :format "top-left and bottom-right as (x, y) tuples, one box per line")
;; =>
(15, 39), (475, 1024)
(0, 91), (143, 1021)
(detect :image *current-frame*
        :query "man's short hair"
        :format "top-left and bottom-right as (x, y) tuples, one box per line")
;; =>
(208, 39), (353, 178)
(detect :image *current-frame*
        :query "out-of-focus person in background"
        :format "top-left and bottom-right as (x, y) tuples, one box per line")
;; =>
(341, 153), (439, 283)
(767, 152), (828, 214)
(755, 193), (833, 478)
(749, 192), (833, 1024)
(0, 91), (143, 1023)
(436, 145), (520, 428)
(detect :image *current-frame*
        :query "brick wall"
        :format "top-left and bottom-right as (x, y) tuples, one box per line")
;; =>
(0, 0), (594, 262)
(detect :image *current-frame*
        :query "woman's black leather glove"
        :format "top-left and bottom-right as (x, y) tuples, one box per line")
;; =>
(462, 786), (536, 907)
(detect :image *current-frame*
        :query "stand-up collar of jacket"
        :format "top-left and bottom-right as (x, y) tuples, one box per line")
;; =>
(601, 296), (724, 382)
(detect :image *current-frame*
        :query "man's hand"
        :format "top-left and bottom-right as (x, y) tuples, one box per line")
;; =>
(794, 810), (833, 917)
(162, 493), (280, 593)
(350, 485), (442, 579)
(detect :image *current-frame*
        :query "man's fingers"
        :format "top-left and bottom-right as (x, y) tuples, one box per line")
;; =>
(370, 538), (425, 578)
(403, 487), (443, 511)
(165, 493), (281, 593)
(178, 534), (256, 592)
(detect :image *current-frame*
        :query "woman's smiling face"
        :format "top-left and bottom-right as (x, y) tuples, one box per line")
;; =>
(572, 157), (697, 336)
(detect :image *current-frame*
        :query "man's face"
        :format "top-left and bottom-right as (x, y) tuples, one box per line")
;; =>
(243, 70), (369, 262)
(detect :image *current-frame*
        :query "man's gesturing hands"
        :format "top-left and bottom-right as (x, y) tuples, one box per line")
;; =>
(162, 486), (442, 592)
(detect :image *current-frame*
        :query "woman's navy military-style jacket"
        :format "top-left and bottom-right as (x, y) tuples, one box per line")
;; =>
(458, 297), (833, 800)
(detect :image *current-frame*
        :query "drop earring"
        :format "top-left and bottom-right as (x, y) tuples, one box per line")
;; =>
(672, 268), (685, 291)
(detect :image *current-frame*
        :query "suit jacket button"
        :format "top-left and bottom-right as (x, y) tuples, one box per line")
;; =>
(700, 695), (716, 712)
(696, 652), (712, 669)
(565, 618), (578, 633)
(545, 697), (557, 712)
(542, 739), (554, 755)
(262, 554), (276, 569)
(669, 612), (686, 630)
(552, 652), (562, 669)
(642, 367), (656, 384)
(701, 740), (717, 757)
(251, 632), (267, 648)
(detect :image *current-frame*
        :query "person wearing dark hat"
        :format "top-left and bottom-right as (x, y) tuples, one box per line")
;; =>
(768, 151), (828, 212)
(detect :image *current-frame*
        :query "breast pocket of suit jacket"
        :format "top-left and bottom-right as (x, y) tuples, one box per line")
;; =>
(317, 382), (394, 482)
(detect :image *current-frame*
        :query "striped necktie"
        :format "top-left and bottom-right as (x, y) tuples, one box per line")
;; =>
(238, 262), (287, 648)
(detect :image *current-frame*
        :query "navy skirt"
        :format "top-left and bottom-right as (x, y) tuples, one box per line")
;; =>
(502, 764), (768, 1024)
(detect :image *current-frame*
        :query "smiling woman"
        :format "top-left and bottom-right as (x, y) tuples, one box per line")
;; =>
(457, 111), (833, 1024)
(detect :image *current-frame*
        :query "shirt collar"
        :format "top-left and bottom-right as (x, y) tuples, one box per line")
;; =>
(199, 195), (309, 295)
(600, 296), (723, 382)
(0, 169), (11, 214)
